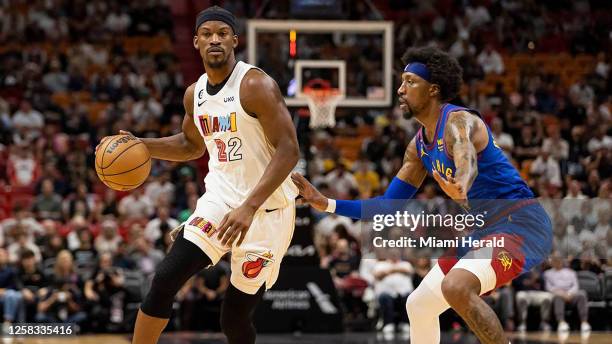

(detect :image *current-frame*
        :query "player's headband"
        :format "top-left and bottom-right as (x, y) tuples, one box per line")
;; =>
(195, 6), (237, 34)
(404, 62), (431, 83)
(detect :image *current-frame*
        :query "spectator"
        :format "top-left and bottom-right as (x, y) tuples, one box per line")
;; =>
(11, 100), (44, 141)
(131, 237), (164, 280)
(31, 178), (63, 221)
(144, 206), (179, 248)
(118, 188), (154, 220)
(324, 163), (358, 200)
(586, 126), (612, 154)
(569, 80), (594, 108)
(144, 171), (175, 206)
(0, 248), (24, 325)
(42, 58), (68, 93)
(543, 252), (590, 333)
(490, 117), (514, 156)
(514, 266), (553, 332)
(71, 228), (97, 264)
(84, 252), (126, 332)
(541, 125), (568, 162)
(6, 144), (40, 188)
(529, 147), (562, 188)
(100, 189), (120, 218)
(186, 260), (229, 331)
(36, 250), (86, 327)
(94, 219), (122, 255)
(16, 250), (48, 322)
(7, 229), (42, 264)
(352, 157), (380, 198)
(477, 45), (504, 75)
(514, 125), (541, 162)
(112, 242), (136, 270)
(372, 249), (412, 334)
(328, 239), (366, 319)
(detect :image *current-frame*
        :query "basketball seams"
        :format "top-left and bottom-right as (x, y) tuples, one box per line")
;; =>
(97, 135), (117, 182)
(95, 135), (113, 170)
(101, 157), (151, 176)
(100, 141), (145, 169)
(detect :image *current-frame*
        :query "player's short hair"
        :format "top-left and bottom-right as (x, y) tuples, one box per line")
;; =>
(401, 47), (463, 102)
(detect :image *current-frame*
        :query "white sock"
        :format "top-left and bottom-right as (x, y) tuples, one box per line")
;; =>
(406, 264), (450, 344)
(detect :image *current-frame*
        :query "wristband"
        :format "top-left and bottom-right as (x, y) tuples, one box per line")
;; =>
(325, 199), (336, 213)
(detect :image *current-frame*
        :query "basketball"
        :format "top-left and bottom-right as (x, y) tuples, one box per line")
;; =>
(95, 134), (151, 191)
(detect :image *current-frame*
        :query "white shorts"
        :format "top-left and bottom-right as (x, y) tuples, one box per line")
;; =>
(182, 192), (296, 295)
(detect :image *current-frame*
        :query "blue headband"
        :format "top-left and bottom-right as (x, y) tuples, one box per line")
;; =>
(404, 62), (431, 83)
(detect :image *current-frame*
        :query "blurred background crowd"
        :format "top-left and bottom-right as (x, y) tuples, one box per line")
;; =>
(0, 0), (610, 335)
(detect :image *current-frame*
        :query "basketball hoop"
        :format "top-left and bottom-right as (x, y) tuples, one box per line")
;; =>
(303, 79), (343, 129)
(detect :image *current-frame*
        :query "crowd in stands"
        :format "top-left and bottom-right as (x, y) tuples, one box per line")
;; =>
(0, 0), (609, 335)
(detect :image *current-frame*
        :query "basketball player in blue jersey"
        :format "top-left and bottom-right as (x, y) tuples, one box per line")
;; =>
(293, 46), (552, 343)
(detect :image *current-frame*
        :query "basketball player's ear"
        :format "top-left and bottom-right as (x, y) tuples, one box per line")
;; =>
(429, 84), (440, 98)
(193, 35), (199, 50)
(232, 34), (238, 49)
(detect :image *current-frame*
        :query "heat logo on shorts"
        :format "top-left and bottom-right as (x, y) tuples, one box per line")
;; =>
(188, 217), (216, 237)
(497, 251), (512, 271)
(242, 251), (274, 279)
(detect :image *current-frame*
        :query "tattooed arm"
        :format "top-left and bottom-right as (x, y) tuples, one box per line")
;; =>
(433, 111), (488, 201)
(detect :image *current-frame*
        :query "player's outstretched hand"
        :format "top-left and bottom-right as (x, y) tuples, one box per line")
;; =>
(291, 173), (329, 212)
(432, 169), (469, 208)
(217, 204), (256, 247)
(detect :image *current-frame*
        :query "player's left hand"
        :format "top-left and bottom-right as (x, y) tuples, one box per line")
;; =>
(432, 169), (469, 207)
(217, 204), (257, 247)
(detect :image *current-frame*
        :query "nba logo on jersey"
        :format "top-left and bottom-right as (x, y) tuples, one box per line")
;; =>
(198, 112), (238, 136)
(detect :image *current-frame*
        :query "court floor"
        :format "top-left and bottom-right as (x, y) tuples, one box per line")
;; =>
(5, 331), (612, 344)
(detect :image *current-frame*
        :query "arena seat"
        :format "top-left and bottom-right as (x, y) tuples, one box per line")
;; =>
(577, 270), (606, 308)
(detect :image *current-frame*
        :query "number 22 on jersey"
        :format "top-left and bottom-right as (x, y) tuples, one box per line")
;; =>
(214, 137), (243, 162)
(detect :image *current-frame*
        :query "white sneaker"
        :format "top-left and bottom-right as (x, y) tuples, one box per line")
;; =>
(557, 321), (570, 332)
(399, 323), (410, 333)
(517, 323), (526, 332)
(382, 323), (395, 334)
(580, 322), (591, 333)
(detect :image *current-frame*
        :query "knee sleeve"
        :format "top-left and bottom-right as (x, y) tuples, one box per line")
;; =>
(141, 229), (212, 318)
(406, 265), (451, 344)
(220, 284), (264, 344)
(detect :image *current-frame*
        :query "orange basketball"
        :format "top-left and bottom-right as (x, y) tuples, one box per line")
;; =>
(95, 134), (151, 191)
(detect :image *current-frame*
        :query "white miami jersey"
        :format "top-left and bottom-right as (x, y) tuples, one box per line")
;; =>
(192, 61), (298, 210)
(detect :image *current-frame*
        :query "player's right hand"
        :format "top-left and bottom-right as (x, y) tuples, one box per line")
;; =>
(95, 130), (136, 152)
(291, 173), (328, 212)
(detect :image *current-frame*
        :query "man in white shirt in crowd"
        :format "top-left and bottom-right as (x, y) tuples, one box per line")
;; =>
(373, 249), (414, 335)
(144, 206), (180, 245)
(543, 252), (590, 333)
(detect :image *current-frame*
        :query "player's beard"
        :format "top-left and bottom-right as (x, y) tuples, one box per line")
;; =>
(402, 103), (415, 119)
(206, 53), (228, 69)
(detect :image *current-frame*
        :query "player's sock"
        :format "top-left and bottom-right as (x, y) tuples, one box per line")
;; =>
(406, 264), (451, 344)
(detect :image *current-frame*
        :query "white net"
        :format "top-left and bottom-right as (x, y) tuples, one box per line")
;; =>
(305, 89), (343, 129)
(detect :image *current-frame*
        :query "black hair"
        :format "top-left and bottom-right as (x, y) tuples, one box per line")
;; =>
(20, 249), (35, 260)
(401, 46), (463, 102)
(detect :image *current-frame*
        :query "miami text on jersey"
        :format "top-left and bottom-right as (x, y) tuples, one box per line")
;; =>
(198, 112), (237, 136)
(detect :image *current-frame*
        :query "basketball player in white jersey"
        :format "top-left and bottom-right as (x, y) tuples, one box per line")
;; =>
(127, 6), (300, 344)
